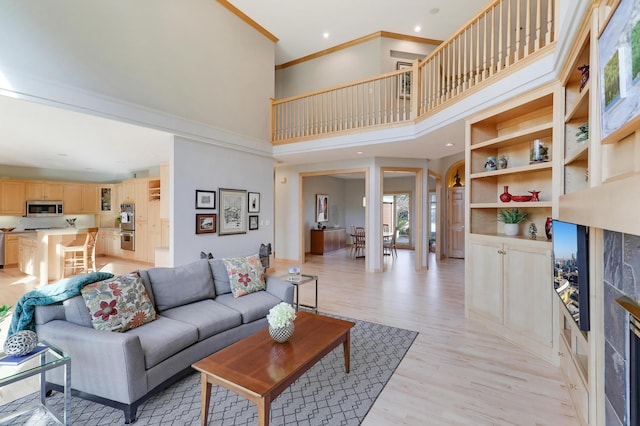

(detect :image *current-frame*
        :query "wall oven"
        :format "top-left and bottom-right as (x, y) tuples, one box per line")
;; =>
(121, 230), (135, 251)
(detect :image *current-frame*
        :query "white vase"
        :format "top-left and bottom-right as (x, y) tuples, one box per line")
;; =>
(504, 223), (519, 236)
(269, 322), (294, 343)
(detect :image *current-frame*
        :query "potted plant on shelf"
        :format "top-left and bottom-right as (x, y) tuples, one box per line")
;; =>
(498, 208), (528, 236)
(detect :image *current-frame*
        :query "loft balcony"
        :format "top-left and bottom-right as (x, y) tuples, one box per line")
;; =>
(270, 0), (556, 146)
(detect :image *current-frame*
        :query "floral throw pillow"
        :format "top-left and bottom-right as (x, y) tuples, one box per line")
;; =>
(222, 254), (266, 298)
(81, 272), (157, 332)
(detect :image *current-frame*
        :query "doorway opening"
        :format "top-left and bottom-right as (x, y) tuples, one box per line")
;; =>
(382, 193), (412, 249)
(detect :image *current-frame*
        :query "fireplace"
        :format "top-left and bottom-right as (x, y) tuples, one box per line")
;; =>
(604, 231), (640, 426)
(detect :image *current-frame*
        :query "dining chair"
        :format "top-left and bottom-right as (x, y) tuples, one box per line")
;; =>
(61, 227), (99, 278)
(383, 230), (398, 258)
(354, 227), (366, 258)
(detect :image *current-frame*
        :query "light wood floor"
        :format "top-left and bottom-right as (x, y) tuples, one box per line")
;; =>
(0, 251), (579, 425)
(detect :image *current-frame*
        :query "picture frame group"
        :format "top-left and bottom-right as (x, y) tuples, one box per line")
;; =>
(195, 190), (216, 209)
(219, 188), (247, 235)
(196, 214), (216, 234)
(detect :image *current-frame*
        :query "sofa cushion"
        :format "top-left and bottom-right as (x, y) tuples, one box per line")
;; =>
(215, 291), (282, 324)
(147, 259), (215, 312)
(126, 315), (198, 369)
(222, 254), (266, 298)
(63, 295), (92, 328)
(135, 269), (155, 307)
(209, 259), (232, 295)
(81, 273), (157, 332)
(160, 300), (242, 341)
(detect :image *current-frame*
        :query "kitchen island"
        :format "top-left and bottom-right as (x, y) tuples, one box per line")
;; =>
(19, 228), (90, 285)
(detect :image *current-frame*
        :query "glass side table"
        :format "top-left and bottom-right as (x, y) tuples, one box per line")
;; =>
(0, 341), (71, 425)
(281, 274), (318, 313)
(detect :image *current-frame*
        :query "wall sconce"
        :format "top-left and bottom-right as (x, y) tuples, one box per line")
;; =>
(280, 177), (287, 184)
(362, 196), (366, 207)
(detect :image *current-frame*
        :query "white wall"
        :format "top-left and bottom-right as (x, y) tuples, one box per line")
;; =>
(172, 136), (274, 267)
(275, 36), (437, 99)
(0, 0), (275, 150)
(302, 176), (347, 252)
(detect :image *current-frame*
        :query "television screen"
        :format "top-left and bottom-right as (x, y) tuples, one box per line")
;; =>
(552, 220), (590, 331)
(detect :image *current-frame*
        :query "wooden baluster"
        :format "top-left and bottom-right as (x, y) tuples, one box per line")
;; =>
(524, 0), (531, 57)
(478, 14), (483, 82)
(489, 7), (494, 77)
(515, 0), (521, 62)
(498, 0), (504, 71)
(465, 27), (470, 89)
(535, 0), (542, 50)
(457, 35), (462, 94)
(505, 0), (512, 67)
(546, 0), (553, 44)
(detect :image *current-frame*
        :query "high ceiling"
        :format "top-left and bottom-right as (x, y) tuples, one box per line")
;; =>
(228, 0), (489, 65)
(0, 1), (487, 176)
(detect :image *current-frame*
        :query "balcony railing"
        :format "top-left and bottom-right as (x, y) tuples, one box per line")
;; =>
(271, 0), (555, 144)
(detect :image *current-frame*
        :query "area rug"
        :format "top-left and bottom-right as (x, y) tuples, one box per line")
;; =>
(0, 314), (417, 425)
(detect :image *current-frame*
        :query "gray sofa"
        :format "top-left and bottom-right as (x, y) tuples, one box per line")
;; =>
(34, 258), (294, 423)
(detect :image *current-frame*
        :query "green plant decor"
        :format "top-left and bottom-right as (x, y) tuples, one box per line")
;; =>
(497, 208), (528, 224)
(0, 304), (12, 332)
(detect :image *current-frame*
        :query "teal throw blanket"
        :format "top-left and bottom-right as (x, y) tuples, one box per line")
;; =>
(8, 271), (114, 336)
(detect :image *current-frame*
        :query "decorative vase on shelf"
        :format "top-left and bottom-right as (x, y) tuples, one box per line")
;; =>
(497, 155), (509, 169)
(484, 156), (497, 171)
(269, 322), (294, 343)
(499, 186), (512, 202)
(545, 217), (553, 240)
(528, 190), (540, 202)
(504, 223), (519, 236)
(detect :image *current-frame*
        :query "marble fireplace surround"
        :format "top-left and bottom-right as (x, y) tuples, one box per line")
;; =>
(603, 231), (640, 426)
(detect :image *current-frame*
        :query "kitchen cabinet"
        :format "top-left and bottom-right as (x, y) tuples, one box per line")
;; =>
(26, 182), (64, 201)
(97, 229), (122, 258)
(121, 180), (135, 203)
(161, 219), (170, 247)
(4, 234), (20, 266)
(63, 183), (99, 214)
(467, 235), (554, 361)
(134, 180), (149, 221)
(135, 222), (149, 262)
(99, 186), (114, 212)
(148, 200), (162, 262)
(18, 236), (38, 276)
(0, 180), (26, 215)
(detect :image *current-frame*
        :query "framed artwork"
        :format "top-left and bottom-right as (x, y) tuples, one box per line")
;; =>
(249, 215), (259, 230)
(218, 188), (247, 235)
(397, 61), (412, 99)
(599, 0), (640, 144)
(196, 214), (216, 234)
(248, 192), (260, 213)
(195, 190), (216, 209)
(316, 194), (329, 223)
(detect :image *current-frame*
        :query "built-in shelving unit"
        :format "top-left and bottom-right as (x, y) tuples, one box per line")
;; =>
(148, 179), (161, 201)
(465, 84), (558, 364)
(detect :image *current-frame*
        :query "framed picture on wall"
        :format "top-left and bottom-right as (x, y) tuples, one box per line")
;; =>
(599, 0), (640, 144)
(316, 194), (329, 222)
(219, 188), (247, 235)
(196, 214), (216, 234)
(249, 215), (259, 230)
(397, 61), (412, 99)
(248, 192), (260, 213)
(195, 190), (216, 209)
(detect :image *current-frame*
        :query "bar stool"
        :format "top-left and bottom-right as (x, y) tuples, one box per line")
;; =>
(60, 227), (99, 278)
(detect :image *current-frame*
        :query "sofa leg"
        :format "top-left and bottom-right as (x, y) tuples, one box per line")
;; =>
(124, 406), (138, 424)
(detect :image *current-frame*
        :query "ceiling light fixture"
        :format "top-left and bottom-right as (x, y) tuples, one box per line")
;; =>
(445, 143), (454, 147)
(356, 151), (363, 155)
(429, 7), (440, 14)
(414, 25), (421, 33)
(323, 32), (330, 39)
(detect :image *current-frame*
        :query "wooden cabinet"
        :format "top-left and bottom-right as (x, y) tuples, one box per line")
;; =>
(467, 235), (554, 360)
(97, 229), (122, 258)
(310, 228), (346, 254)
(135, 222), (149, 262)
(0, 180), (26, 215)
(18, 237), (37, 276)
(63, 183), (98, 214)
(4, 234), (20, 266)
(25, 182), (64, 201)
(134, 179), (149, 221)
(121, 180), (135, 203)
(558, 316), (589, 425)
(148, 200), (162, 260)
(99, 185), (114, 212)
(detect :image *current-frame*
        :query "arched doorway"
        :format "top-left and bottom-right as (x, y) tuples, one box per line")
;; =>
(446, 160), (465, 259)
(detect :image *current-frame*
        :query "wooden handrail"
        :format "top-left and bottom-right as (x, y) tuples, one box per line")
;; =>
(271, 0), (555, 144)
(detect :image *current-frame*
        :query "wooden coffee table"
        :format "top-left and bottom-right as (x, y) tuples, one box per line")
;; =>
(192, 311), (355, 426)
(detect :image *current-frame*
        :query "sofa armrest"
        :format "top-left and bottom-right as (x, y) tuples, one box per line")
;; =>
(265, 275), (294, 304)
(36, 320), (148, 404)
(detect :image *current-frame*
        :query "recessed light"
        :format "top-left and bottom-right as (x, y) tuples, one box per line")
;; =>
(445, 143), (454, 147)
(414, 25), (421, 33)
(429, 8), (440, 14)
(356, 151), (364, 155)
(323, 32), (330, 39)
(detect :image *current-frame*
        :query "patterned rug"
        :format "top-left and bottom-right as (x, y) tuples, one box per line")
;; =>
(0, 314), (417, 425)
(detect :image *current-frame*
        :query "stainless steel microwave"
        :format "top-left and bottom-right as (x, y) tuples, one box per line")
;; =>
(26, 200), (64, 217)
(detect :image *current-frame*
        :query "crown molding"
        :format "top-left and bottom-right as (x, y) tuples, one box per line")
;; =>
(216, 0), (279, 43)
